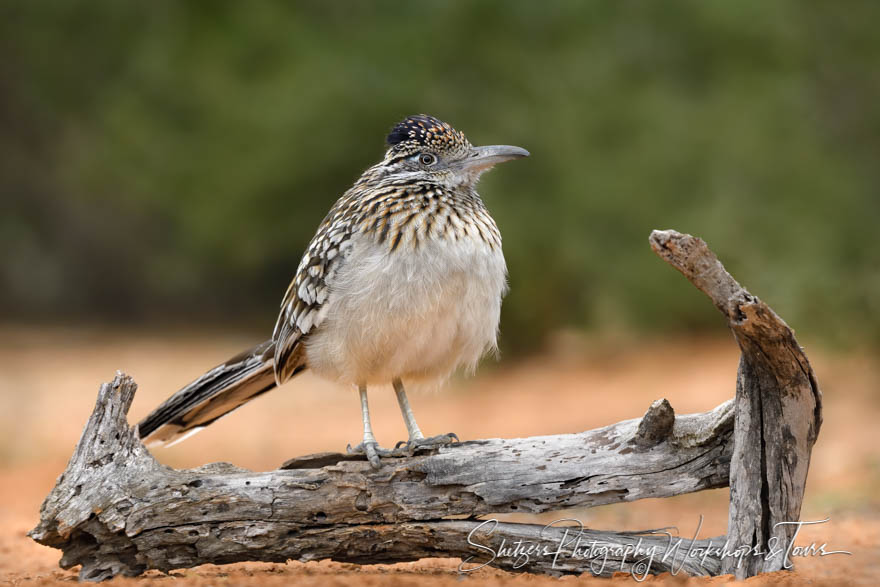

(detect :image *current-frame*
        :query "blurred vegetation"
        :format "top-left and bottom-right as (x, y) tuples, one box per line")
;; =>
(1, 0), (878, 352)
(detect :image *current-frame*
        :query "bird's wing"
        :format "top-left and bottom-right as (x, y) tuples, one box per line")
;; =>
(272, 204), (357, 383)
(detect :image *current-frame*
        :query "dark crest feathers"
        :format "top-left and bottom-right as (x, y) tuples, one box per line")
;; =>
(385, 114), (470, 153)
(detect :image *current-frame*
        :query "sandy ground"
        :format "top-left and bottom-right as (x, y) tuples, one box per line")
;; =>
(0, 327), (877, 585)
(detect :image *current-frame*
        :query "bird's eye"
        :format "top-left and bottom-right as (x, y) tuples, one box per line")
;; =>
(419, 153), (438, 166)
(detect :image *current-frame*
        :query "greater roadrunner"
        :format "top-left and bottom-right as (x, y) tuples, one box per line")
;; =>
(138, 115), (528, 468)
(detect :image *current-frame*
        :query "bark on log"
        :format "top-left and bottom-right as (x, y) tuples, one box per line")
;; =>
(649, 230), (822, 577)
(29, 229), (821, 581)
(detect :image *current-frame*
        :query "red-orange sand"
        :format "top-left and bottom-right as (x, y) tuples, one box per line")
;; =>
(0, 328), (877, 585)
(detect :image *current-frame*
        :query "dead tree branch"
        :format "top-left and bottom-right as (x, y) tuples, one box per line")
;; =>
(650, 229), (822, 577)
(29, 229), (821, 581)
(29, 374), (731, 580)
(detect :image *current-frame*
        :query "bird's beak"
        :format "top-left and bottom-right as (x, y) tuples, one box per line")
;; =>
(460, 145), (530, 172)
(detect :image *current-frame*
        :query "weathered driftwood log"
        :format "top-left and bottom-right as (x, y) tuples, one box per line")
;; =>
(29, 229), (821, 581)
(30, 374), (732, 580)
(650, 230), (822, 578)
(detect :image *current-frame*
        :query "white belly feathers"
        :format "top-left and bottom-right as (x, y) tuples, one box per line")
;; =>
(303, 232), (507, 385)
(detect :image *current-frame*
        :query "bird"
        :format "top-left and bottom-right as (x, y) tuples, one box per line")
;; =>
(137, 114), (529, 468)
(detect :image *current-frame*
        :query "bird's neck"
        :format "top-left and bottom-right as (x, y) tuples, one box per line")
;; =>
(337, 176), (497, 252)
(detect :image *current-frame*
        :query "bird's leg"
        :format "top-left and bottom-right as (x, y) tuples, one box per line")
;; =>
(393, 378), (424, 441)
(346, 385), (392, 468)
(392, 378), (458, 455)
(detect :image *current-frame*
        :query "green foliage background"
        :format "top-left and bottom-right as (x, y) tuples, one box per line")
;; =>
(2, 1), (878, 351)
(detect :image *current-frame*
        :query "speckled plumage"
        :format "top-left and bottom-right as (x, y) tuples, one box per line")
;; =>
(139, 115), (528, 458)
(272, 115), (508, 385)
(273, 177), (502, 383)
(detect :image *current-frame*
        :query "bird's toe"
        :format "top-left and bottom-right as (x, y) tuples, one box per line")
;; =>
(393, 432), (460, 456)
(346, 441), (392, 468)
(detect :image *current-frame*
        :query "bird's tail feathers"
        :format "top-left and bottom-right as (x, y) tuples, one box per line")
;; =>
(137, 339), (305, 447)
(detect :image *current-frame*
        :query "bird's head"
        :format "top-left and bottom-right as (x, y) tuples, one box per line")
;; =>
(380, 114), (528, 189)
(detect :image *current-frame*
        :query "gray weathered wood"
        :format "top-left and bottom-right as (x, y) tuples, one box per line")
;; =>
(30, 373), (734, 580)
(650, 229), (822, 578)
(29, 229), (821, 581)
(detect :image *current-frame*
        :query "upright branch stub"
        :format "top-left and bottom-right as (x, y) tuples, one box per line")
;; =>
(635, 398), (675, 447)
(650, 229), (822, 578)
(28, 373), (164, 580)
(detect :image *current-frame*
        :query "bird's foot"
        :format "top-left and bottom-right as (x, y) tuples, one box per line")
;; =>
(393, 432), (459, 456)
(346, 441), (394, 469)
